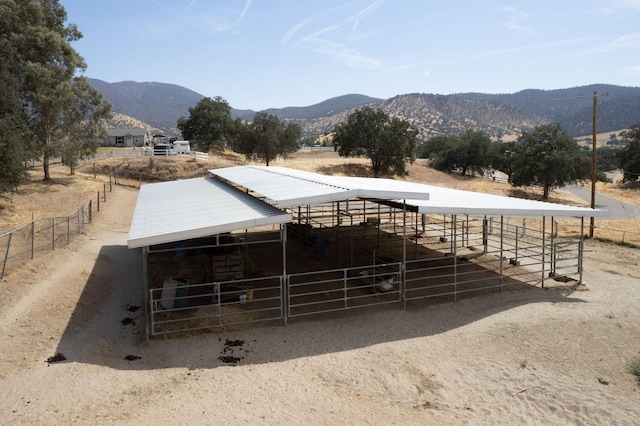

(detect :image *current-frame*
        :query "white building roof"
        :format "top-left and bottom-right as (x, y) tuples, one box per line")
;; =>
(211, 166), (610, 219)
(128, 166), (609, 249)
(210, 166), (431, 208)
(127, 177), (291, 249)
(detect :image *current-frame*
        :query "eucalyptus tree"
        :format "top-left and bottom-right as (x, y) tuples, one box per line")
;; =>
(0, 2), (36, 194)
(19, 0), (111, 180)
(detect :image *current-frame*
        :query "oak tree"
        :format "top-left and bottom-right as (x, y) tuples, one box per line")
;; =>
(510, 124), (590, 199)
(177, 96), (233, 151)
(333, 107), (418, 177)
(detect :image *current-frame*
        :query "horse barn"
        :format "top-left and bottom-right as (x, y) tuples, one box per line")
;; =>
(127, 166), (609, 338)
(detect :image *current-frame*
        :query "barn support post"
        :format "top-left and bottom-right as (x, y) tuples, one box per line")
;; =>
(414, 209), (419, 259)
(336, 202), (341, 266)
(482, 216), (488, 254)
(453, 214), (458, 302)
(401, 200), (407, 310)
(550, 216), (556, 276)
(578, 217), (585, 284)
(282, 224), (289, 326)
(499, 216), (504, 291)
(142, 246), (150, 340)
(377, 204), (381, 253)
(541, 216), (547, 288)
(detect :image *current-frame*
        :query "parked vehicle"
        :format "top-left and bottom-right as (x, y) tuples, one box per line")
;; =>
(172, 140), (190, 154)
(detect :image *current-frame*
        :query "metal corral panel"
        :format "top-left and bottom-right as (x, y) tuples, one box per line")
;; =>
(210, 166), (430, 207)
(127, 177), (291, 248)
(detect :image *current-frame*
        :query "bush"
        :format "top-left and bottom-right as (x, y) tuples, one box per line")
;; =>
(629, 356), (640, 383)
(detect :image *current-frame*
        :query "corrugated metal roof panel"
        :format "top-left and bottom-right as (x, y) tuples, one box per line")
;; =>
(210, 166), (431, 207)
(127, 177), (291, 248)
(406, 185), (610, 217)
(210, 166), (609, 218)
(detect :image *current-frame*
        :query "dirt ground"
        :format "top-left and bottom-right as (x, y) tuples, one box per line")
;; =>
(1, 157), (640, 424)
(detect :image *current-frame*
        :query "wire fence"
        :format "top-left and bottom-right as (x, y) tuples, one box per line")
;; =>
(0, 179), (114, 279)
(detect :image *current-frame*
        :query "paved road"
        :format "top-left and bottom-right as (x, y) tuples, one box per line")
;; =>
(564, 185), (640, 219)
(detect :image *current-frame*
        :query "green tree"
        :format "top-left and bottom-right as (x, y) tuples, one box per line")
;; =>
(60, 77), (112, 174)
(19, 0), (110, 181)
(177, 96), (232, 152)
(454, 130), (492, 176)
(489, 141), (516, 179)
(0, 3), (37, 195)
(231, 113), (300, 166)
(419, 130), (491, 177)
(510, 124), (590, 199)
(333, 106), (418, 177)
(616, 124), (640, 183)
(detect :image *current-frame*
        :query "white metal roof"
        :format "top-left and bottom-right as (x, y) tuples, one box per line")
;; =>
(405, 185), (610, 217)
(210, 166), (431, 208)
(210, 166), (609, 219)
(127, 177), (291, 249)
(128, 166), (609, 249)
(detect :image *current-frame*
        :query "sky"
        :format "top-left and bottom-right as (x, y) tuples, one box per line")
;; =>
(62, 0), (640, 111)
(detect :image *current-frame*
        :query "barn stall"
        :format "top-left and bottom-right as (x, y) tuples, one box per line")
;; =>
(127, 166), (609, 338)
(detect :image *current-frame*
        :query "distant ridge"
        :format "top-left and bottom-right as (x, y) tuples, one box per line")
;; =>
(91, 79), (640, 139)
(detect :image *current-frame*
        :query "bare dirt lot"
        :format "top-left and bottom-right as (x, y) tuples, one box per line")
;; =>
(1, 155), (639, 425)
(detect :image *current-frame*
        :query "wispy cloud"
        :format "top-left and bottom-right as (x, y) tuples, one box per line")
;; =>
(193, 0), (253, 33)
(305, 38), (383, 68)
(622, 64), (640, 72)
(347, 0), (386, 34)
(282, 17), (314, 45)
(186, 0), (197, 11)
(498, 6), (533, 36)
(150, 0), (176, 14)
(602, 32), (640, 49)
(618, 0), (640, 9)
(237, 0), (253, 24)
(282, 1), (386, 69)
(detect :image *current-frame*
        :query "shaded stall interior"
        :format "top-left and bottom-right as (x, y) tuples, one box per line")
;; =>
(143, 196), (586, 338)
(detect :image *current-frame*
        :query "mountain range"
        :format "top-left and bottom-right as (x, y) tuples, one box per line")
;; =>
(89, 78), (640, 141)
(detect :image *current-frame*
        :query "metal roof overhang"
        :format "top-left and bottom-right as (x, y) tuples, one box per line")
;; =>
(209, 166), (431, 208)
(210, 166), (609, 219)
(127, 177), (292, 249)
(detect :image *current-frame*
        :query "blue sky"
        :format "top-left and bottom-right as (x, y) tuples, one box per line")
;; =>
(62, 0), (640, 111)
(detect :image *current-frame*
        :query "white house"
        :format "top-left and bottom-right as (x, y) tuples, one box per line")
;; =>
(103, 128), (149, 147)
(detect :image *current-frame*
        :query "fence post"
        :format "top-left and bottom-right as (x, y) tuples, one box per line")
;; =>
(109, 175), (113, 192)
(103, 183), (107, 202)
(93, 163), (96, 179)
(52, 217), (55, 251)
(97, 191), (100, 212)
(2, 232), (12, 279)
(31, 220), (35, 260)
(88, 201), (92, 223)
(67, 215), (70, 245)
